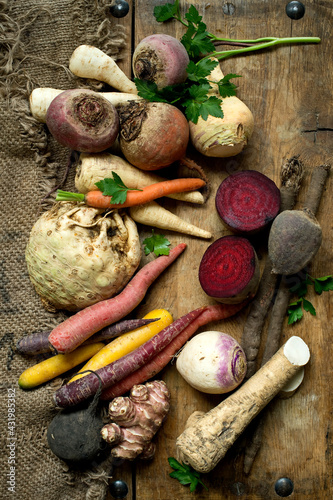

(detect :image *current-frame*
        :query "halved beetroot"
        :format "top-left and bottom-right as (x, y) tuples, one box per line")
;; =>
(198, 235), (260, 304)
(215, 170), (280, 233)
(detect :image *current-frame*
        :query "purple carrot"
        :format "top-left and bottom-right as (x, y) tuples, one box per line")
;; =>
(16, 318), (159, 356)
(53, 306), (206, 408)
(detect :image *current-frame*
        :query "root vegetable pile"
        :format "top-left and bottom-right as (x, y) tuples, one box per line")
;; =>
(215, 170), (280, 233)
(199, 235), (260, 303)
(101, 380), (170, 460)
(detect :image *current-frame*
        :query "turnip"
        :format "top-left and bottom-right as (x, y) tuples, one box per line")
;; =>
(45, 88), (120, 153)
(25, 202), (141, 311)
(176, 330), (247, 394)
(132, 34), (190, 89)
(118, 100), (189, 170)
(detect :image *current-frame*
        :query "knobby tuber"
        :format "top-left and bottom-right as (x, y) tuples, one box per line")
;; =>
(176, 336), (310, 473)
(199, 235), (260, 304)
(101, 380), (170, 460)
(241, 156), (304, 379)
(215, 170), (280, 233)
(268, 164), (331, 275)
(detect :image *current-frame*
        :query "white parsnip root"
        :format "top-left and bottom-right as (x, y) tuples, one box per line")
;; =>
(279, 367), (305, 399)
(129, 201), (212, 239)
(75, 153), (205, 205)
(176, 336), (310, 473)
(69, 45), (138, 94)
(29, 88), (141, 123)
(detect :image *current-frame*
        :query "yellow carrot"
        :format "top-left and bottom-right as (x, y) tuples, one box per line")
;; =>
(18, 342), (104, 390)
(69, 309), (173, 383)
(129, 200), (212, 239)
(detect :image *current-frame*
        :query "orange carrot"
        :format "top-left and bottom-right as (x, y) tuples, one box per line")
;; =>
(56, 178), (206, 209)
(100, 302), (248, 400)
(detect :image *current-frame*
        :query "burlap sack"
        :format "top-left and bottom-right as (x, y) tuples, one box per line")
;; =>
(0, 1), (128, 498)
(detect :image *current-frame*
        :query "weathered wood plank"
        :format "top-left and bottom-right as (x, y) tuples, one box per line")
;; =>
(108, 1), (332, 498)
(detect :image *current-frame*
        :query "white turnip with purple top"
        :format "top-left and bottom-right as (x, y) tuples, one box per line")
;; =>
(176, 330), (247, 394)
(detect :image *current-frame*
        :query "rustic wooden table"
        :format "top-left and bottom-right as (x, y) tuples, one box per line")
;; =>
(107, 1), (333, 499)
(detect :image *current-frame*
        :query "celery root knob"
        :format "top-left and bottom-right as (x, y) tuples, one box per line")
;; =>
(176, 336), (310, 473)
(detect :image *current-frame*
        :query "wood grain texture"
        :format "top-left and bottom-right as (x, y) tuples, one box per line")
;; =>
(107, 1), (332, 498)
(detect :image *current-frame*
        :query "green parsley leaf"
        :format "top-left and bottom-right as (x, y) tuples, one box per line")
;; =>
(134, 79), (169, 102)
(184, 4), (203, 25)
(302, 298), (316, 316)
(143, 230), (171, 256)
(313, 275), (333, 294)
(95, 172), (141, 205)
(289, 279), (309, 297)
(287, 299), (304, 324)
(186, 58), (218, 82)
(217, 73), (242, 98)
(153, 3), (178, 22)
(168, 457), (208, 492)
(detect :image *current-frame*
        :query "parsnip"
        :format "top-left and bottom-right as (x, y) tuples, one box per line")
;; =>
(189, 59), (254, 157)
(29, 87), (141, 123)
(129, 201), (212, 239)
(176, 336), (310, 473)
(75, 152), (205, 205)
(69, 45), (138, 94)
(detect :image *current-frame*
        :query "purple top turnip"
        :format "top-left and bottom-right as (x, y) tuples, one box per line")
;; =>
(46, 89), (120, 153)
(132, 34), (190, 89)
(176, 330), (247, 394)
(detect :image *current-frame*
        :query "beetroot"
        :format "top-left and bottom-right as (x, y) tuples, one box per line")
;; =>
(215, 170), (281, 234)
(46, 89), (119, 153)
(199, 236), (260, 304)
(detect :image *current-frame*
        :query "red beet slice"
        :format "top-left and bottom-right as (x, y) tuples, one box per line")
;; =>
(215, 170), (281, 233)
(199, 235), (260, 304)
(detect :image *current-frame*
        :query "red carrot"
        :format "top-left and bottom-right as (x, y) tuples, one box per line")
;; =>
(48, 243), (186, 355)
(100, 302), (248, 400)
(56, 178), (206, 209)
(53, 307), (206, 408)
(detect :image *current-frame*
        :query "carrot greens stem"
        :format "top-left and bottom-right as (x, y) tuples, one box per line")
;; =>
(56, 190), (85, 202)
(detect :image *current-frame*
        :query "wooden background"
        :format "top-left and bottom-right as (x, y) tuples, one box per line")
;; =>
(107, 1), (333, 499)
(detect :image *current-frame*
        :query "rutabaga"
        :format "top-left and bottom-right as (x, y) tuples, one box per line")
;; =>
(25, 202), (141, 311)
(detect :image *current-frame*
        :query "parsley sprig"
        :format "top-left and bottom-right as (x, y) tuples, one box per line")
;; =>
(137, 1), (320, 122)
(95, 172), (142, 205)
(168, 457), (208, 492)
(143, 230), (171, 257)
(287, 274), (333, 324)
(135, 2), (241, 123)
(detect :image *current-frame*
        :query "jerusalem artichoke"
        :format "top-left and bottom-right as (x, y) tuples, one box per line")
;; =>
(101, 380), (170, 460)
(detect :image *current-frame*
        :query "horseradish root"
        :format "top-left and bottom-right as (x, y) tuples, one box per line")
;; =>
(269, 164), (331, 275)
(176, 336), (310, 473)
(101, 380), (170, 460)
(199, 235), (260, 303)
